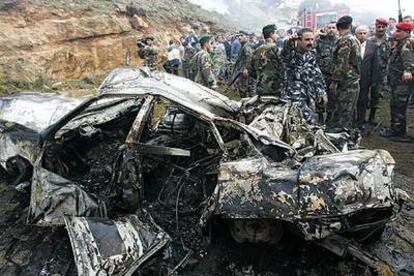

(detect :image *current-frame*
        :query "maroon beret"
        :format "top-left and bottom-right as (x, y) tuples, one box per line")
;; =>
(375, 18), (389, 25)
(396, 22), (413, 32)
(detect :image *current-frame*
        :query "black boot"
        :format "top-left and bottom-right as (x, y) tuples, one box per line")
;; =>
(379, 127), (405, 137)
(368, 109), (378, 125)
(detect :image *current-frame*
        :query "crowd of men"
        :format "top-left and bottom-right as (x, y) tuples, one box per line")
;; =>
(137, 15), (414, 138)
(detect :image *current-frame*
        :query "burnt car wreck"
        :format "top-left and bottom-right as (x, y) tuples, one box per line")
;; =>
(0, 67), (410, 275)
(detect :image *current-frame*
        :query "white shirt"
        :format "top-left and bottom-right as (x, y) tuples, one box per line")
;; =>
(167, 47), (181, 62)
(360, 41), (366, 59)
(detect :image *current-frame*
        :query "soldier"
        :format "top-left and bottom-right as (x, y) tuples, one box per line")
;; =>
(211, 35), (228, 81)
(281, 28), (327, 124)
(380, 22), (414, 137)
(328, 16), (361, 130)
(249, 24), (282, 96)
(137, 36), (158, 71)
(315, 21), (338, 121)
(369, 18), (392, 124)
(192, 35), (218, 89)
(231, 31), (254, 97)
(182, 41), (198, 80)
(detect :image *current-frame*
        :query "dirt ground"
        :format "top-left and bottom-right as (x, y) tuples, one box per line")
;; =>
(0, 93), (413, 275)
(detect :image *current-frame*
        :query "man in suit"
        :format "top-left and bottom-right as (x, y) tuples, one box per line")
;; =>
(355, 25), (381, 128)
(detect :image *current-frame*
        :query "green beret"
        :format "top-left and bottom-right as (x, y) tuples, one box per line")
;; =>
(262, 24), (276, 34)
(199, 34), (212, 45)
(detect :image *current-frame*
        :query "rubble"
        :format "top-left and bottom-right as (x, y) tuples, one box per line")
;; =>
(0, 67), (412, 275)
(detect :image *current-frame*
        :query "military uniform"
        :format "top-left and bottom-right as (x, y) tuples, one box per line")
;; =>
(193, 48), (217, 88)
(211, 42), (227, 80)
(138, 40), (158, 71)
(232, 41), (254, 97)
(281, 39), (327, 124)
(315, 33), (337, 120)
(382, 37), (414, 135)
(249, 40), (282, 96)
(182, 45), (197, 80)
(329, 31), (361, 129)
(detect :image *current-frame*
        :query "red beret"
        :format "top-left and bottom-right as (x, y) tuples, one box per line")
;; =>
(396, 22), (413, 32)
(375, 18), (388, 25)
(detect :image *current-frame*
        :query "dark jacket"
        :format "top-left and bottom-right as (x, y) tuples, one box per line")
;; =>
(360, 40), (381, 88)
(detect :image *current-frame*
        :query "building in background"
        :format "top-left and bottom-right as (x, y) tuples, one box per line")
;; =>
(298, 1), (350, 29)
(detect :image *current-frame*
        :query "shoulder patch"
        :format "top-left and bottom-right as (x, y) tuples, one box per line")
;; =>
(337, 38), (351, 48)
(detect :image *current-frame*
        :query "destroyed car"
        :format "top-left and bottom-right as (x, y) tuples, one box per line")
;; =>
(0, 67), (405, 274)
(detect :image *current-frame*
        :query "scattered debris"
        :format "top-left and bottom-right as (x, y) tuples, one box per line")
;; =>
(0, 67), (411, 275)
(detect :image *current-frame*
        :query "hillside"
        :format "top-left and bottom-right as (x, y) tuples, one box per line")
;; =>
(0, 0), (233, 92)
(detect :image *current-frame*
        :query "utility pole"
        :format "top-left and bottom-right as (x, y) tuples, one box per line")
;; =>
(398, 0), (403, 22)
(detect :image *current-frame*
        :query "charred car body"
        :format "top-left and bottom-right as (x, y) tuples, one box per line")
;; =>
(0, 68), (406, 274)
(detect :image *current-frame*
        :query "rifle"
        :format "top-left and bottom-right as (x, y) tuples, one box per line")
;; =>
(221, 71), (242, 96)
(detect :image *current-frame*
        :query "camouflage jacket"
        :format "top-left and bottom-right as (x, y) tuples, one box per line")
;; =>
(249, 40), (282, 95)
(388, 37), (414, 86)
(211, 43), (228, 70)
(182, 46), (197, 67)
(232, 42), (253, 78)
(332, 32), (361, 82)
(315, 34), (337, 77)
(369, 35), (392, 74)
(281, 42), (327, 101)
(193, 49), (217, 88)
(138, 45), (158, 71)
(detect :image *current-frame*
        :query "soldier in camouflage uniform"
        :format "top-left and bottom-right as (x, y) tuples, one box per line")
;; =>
(232, 31), (254, 97)
(211, 35), (228, 81)
(328, 16), (361, 130)
(315, 22), (338, 121)
(182, 41), (198, 81)
(192, 35), (218, 89)
(137, 36), (158, 71)
(368, 18), (393, 124)
(380, 22), (414, 137)
(249, 24), (282, 96)
(281, 28), (327, 124)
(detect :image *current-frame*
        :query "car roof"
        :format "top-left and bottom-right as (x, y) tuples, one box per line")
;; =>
(98, 68), (240, 120)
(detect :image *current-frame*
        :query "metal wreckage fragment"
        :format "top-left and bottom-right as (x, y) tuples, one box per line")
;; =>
(64, 213), (171, 276)
(0, 68), (410, 275)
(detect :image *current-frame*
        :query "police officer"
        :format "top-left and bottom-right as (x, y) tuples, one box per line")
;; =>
(281, 28), (327, 124)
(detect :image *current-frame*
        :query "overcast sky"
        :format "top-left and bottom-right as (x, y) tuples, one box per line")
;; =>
(333, 0), (414, 17)
(190, 0), (414, 17)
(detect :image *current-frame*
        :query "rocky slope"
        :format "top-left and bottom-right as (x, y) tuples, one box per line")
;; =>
(0, 0), (232, 86)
